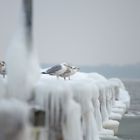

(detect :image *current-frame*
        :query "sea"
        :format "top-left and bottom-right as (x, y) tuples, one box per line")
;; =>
(122, 79), (140, 115)
(117, 79), (140, 140)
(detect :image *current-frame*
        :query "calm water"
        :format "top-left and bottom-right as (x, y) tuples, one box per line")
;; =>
(123, 80), (140, 115)
(116, 80), (140, 140)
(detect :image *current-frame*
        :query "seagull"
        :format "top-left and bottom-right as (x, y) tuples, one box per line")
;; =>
(60, 65), (80, 80)
(0, 61), (6, 78)
(41, 63), (69, 79)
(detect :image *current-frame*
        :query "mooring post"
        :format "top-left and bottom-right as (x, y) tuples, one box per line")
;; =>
(23, 0), (43, 139)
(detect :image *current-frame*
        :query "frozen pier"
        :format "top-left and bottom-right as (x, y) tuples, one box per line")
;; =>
(0, 0), (130, 140)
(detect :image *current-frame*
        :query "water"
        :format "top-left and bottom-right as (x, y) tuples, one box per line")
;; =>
(123, 80), (140, 115)
(117, 80), (140, 140)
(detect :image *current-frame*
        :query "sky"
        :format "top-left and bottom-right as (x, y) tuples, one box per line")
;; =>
(0, 0), (140, 66)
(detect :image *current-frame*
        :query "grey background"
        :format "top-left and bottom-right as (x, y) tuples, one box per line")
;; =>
(0, 0), (140, 65)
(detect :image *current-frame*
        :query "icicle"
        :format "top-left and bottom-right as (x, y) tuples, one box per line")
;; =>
(98, 83), (109, 122)
(69, 80), (100, 140)
(62, 99), (83, 140)
(34, 79), (83, 140)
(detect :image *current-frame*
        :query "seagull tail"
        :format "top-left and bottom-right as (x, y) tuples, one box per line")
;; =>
(41, 72), (47, 74)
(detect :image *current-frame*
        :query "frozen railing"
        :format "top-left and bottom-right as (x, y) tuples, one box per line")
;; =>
(0, 72), (130, 140)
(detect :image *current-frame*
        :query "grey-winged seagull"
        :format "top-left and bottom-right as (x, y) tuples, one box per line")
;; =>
(42, 63), (69, 79)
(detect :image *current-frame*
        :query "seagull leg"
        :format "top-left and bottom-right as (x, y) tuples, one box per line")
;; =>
(69, 76), (70, 80)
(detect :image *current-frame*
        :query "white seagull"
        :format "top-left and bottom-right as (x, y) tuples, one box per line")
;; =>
(60, 66), (80, 80)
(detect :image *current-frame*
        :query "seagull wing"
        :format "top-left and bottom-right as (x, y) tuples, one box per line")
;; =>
(46, 65), (62, 74)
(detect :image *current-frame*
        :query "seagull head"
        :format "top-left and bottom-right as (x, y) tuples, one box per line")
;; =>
(0, 61), (5, 67)
(72, 66), (80, 72)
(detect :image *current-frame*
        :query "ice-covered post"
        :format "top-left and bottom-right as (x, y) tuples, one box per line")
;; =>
(33, 80), (83, 140)
(7, 0), (40, 101)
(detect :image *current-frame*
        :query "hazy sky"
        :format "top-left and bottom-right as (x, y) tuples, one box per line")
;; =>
(0, 0), (140, 65)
